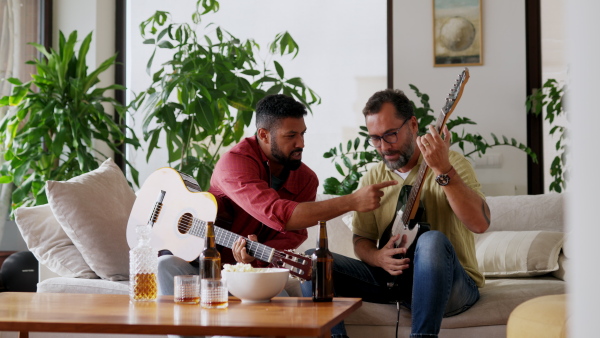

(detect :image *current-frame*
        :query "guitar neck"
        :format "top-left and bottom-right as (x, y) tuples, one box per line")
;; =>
(401, 68), (469, 226)
(188, 217), (276, 263)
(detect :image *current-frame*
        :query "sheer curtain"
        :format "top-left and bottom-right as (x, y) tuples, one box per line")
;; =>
(0, 0), (39, 244)
(0, 0), (19, 244)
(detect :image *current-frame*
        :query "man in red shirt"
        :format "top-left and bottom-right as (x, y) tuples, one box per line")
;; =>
(158, 94), (395, 293)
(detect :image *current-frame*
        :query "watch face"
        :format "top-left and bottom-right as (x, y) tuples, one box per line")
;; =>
(436, 174), (450, 186)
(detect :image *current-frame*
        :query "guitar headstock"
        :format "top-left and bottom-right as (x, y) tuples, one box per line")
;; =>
(442, 67), (470, 116)
(272, 250), (312, 281)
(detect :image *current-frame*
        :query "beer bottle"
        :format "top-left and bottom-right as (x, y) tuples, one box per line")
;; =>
(311, 220), (334, 302)
(200, 221), (221, 279)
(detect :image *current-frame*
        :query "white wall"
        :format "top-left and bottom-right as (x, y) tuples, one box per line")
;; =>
(53, 0), (116, 160)
(393, 1), (528, 196)
(566, 3), (600, 337)
(126, 0), (387, 191)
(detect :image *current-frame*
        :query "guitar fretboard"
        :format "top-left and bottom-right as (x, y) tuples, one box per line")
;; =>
(187, 217), (275, 263)
(401, 68), (469, 227)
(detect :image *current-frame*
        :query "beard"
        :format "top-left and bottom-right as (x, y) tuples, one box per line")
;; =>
(271, 138), (303, 171)
(381, 135), (416, 171)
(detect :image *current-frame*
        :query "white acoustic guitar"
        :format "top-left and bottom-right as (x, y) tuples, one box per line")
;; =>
(126, 168), (311, 280)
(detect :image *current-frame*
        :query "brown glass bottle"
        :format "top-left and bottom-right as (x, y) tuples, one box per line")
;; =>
(311, 220), (334, 302)
(200, 221), (221, 279)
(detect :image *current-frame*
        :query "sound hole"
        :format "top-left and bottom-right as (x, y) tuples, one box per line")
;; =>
(178, 213), (193, 234)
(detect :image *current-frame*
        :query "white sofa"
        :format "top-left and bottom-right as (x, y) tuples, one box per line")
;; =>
(290, 193), (567, 338)
(3, 160), (567, 338)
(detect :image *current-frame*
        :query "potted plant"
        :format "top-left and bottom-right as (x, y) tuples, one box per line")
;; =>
(132, 0), (320, 190)
(0, 31), (140, 213)
(526, 78), (566, 193)
(323, 84), (538, 195)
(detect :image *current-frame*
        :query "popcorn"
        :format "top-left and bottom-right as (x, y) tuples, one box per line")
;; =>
(222, 263), (257, 272)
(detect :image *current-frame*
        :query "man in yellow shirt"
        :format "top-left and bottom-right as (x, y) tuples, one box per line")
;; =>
(304, 89), (490, 338)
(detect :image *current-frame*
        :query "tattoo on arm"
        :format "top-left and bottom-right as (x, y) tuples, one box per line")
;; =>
(482, 201), (491, 225)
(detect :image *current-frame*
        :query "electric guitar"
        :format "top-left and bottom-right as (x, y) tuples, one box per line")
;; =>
(126, 168), (311, 280)
(378, 68), (470, 294)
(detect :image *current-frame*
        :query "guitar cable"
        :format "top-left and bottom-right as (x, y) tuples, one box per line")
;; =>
(395, 299), (401, 338)
(387, 281), (401, 338)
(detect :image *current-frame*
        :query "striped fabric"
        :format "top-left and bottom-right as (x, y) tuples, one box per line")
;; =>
(475, 231), (564, 277)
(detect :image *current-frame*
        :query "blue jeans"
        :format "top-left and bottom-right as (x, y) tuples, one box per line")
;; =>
(301, 231), (480, 338)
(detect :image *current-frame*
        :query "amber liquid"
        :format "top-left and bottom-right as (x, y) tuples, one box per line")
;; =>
(174, 296), (200, 304)
(201, 300), (228, 308)
(132, 273), (158, 301)
(312, 221), (334, 302)
(313, 257), (334, 302)
(200, 256), (221, 279)
(200, 222), (221, 279)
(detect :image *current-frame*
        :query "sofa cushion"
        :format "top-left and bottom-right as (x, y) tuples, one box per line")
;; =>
(475, 231), (564, 277)
(344, 277), (565, 328)
(486, 194), (564, 232)
(47, 158), (136, 281)
(14, 204), (98, 279)
(37, 277), (129, 294)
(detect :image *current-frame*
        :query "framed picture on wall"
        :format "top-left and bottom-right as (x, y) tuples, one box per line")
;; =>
(433, 0), (483, 67)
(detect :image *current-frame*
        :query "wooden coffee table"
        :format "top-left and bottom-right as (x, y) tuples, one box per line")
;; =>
(0, 292), (361, 338)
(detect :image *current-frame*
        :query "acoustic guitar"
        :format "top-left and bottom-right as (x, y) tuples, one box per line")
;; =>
(126, 168), (311, 280)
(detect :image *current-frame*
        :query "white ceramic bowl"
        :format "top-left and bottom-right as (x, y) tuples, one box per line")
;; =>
(222, 268), (289, 303)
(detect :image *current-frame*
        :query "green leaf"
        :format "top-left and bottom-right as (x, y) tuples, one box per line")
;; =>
(7, 78), (23, 86)
(286, 77), (304, 87)
(335, 163), (344, 176)
(323, 177), (341, 195)
(146, 49), (156, 76)
(274, 61), (284, 79)
(242, 69), (261, 76)
(146, 130), (161, 162)
(76, 32), (93, 79)
(158, 40), (174, 49)
(342, 155), (352, 169)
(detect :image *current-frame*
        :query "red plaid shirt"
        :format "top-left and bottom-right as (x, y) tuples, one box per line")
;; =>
(209, 136), (318, 265)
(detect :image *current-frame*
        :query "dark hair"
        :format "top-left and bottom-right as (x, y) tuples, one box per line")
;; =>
(362, 89), (413, 120)
(255, 94), (307, 130)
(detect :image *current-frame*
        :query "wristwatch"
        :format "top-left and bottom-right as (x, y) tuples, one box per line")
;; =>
(435, 166), (456, 186)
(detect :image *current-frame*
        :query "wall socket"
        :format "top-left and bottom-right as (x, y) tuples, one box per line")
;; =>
(472, 153), (502, 168)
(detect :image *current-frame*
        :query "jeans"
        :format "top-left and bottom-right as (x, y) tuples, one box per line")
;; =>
(301, 231), (480, 338)
(158, 255), (200, 296)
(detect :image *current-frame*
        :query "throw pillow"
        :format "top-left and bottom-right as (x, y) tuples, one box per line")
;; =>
(14, 204), (98, 279)
(47, 158), (135, 281)
(475, 230), (564, 277)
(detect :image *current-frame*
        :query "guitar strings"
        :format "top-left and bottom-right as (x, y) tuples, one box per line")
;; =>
(176, 213), (308, 266)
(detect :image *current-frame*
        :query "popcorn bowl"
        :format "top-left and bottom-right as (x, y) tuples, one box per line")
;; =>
(222, 267), (289, 303)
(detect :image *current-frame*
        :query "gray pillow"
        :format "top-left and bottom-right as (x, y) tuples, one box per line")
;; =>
(15, 204), (98, 278)
(47, 158), (135, 281)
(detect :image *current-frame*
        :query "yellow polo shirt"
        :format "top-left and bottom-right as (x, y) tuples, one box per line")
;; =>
(352, 150), (485, 287)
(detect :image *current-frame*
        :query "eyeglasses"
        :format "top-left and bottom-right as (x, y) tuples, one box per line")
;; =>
(367, 118), (410, 147)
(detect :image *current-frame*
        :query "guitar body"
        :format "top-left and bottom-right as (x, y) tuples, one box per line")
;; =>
(126, 167), (218, 261)
(127, 168), (312, 280)
(378, 185), (430, 259)
(378, 185), (430, 300)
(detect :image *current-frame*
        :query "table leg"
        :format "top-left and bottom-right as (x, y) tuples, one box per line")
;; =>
(18, 331), (29, 338)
